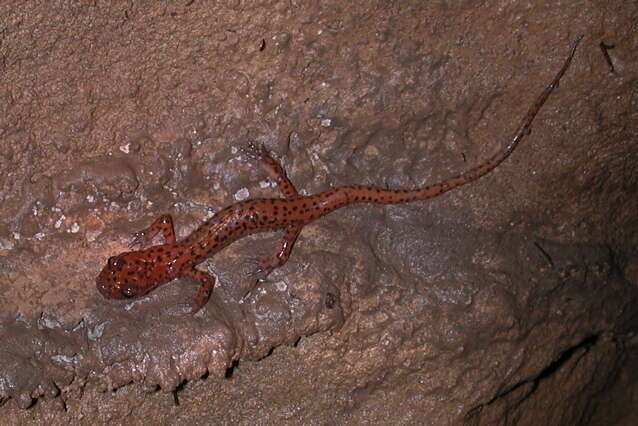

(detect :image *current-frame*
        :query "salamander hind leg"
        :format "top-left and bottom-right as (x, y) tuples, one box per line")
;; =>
(244, 223), (303, 296)
(129, 214), (176, 248)
(182, 265), (216, 314)
(240, 142), (300, 200)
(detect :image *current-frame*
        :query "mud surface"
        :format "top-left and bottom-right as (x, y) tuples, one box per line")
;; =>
(1, 1), (637, 424)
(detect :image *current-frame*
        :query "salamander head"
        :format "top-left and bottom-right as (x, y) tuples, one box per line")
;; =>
(96, 251), (153, 300)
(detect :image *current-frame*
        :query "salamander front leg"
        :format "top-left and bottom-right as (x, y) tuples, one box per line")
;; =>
(129, 214), (176, 248)
(182, 265), (216, 314)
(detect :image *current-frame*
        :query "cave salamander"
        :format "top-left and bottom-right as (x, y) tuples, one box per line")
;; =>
(97, 38), (581, 313)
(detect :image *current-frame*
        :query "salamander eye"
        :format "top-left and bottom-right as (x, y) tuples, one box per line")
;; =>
(121, 284), (137, 298)
(108, 256), (122, 269)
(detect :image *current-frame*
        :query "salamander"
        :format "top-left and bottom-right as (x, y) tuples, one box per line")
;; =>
(97, 37), (581, 313)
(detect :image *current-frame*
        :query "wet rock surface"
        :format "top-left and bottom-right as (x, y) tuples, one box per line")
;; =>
(1, 0), (637, 424)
